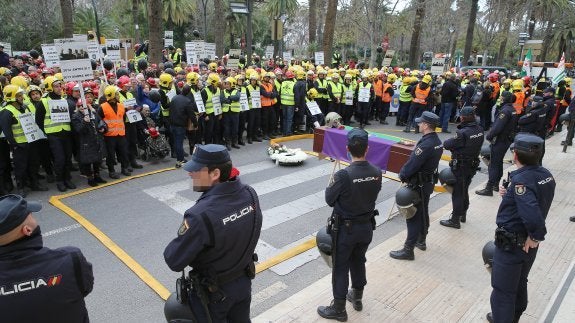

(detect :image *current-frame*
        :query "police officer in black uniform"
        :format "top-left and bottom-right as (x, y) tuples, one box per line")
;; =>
(164, 144), (262, 322)
(487, 133), (555, 323)
(440, 106), (484, 228)
(317, 128), (382, 321)
(476, 91), (518, 196)
(390, 111), (443, 260)
(0, 194), (94, 323)
(518, 95), (548, 164)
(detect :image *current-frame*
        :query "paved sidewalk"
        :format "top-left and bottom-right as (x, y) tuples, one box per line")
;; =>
(255, 133), (575, 323)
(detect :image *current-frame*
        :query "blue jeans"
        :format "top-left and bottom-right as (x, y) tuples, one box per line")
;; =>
(440, 102), (455, 131)
(171, 126), (186, 162)
(282, 105), (295, 136)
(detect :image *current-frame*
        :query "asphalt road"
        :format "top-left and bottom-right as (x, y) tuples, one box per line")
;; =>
(29, 117), (491, 322)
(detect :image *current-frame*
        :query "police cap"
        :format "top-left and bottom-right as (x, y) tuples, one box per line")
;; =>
(460, 106), (475, 117)
(511, 133), (544, 154)
(347, 128), (368, 146)
(415, 111), (440, 126)
(543, 87), (555, 94)
(0, 194), (42, 235)
(183, 144), (231, 172)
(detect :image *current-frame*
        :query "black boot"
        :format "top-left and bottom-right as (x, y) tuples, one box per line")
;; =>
(390, 245), (415, 260)
(440, 218), (461, 229)
(486, 312), (494, 323)
(238, 137), (246, 146)
(64, 180), (76, 189)
(231, 138), (240, 149)
(121, 168), (132, 176)
(87, 176), (98, 187)
(317, 299), (347, 322)
(570, 216), (575, 222)
(247, 138), (253, 144)
(225, 138), (232, 151)
(475, 185), (493, 196)
(415, 236), (427, 251)
(94, 173), (107, 184)
(346, 289), (363, 311)
(130, 160), (143, 169)
(460, 214), (467, 223)
(56, 182), (68, 192)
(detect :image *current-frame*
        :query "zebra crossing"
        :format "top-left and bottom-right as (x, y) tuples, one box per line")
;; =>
(142, 157), (434, 276)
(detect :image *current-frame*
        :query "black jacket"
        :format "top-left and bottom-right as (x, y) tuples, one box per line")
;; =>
(441, 79), (460, 103)
(0, 229), (94, 323)
(169, 94), (197, 128)
(71, 107), (105, 164)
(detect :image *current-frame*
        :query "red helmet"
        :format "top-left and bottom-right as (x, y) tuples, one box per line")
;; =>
(522, 76), (532, 86)
(82, 81), (91, 89)
(217, 66), (224, 74)
(28, 72), (39, 79)
(148, 127), (159, 138)
(146, 77), (157, 87)
(134, 43), (141, 50)
(106, 72), (116, 80)
(65, 82), (79, 96)
(285, 71), (295, 79)
(488, 73), (498, 82)
(117, 75), (131, 90)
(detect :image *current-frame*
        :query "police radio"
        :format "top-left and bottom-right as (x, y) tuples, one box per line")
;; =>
(176, 271), (191, 304)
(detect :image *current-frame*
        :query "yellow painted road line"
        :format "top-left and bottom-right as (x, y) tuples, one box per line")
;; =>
(49, 168), (177, 301)
(256, 238), (317, 273)
(50, 196), (171, 300)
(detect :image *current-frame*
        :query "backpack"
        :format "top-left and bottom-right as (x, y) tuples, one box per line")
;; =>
(471, 85), (484, 106)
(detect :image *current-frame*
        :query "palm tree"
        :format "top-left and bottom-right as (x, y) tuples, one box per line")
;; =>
(60, 0), (74, 37)
(322, 0), (338, 65)
(408, 0), (426, 68)
(214, 0), (226, 57)
(462, 0), (478, 64)
(163, 0), (196, 26)
(147, 0), (163, 64)
(309, 0), (317, 46)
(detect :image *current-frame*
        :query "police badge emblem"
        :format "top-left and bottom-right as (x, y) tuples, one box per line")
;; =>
(498, 113), (505, 119)
(515, 184), (525, 195)
(415, 147), (423, 155)
(178, 219), (189, 235)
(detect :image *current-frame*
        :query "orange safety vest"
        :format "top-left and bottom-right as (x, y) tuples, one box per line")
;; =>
(513, 91), (526, 114)
(491, 82), (500, 100)
(412, 84), (430, 105)
(373, 79), (384, 97)
(382, 83), (392, 103)
(261, 83), (274, 107)
(101, 102), (126, 136)
(560, 87), (571, 107)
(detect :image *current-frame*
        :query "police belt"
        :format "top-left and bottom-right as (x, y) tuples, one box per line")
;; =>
(406, 172), (437, 187)
(338, 211), (376, 224)
(494, 227), (527, 251)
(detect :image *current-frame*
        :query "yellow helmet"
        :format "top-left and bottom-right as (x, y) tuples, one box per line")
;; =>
(3, 84), (24, 102)
(344, 74), (353, 80)
(104, 85), (120, 100)
(174, 66), (183, 73)
(159, 73), (173, 88)
(235, 74), (245, 82)
(422, 74), (432, 84)
(296, 70), (306, 80)
(27, 85), (42, 96)
(43, 76), (62, 92)
(54, 72), (63, 81)
(307, 88), (319, 99)
(225, 77), (237, 87)
(186, 72), (199, 85)
(208, 62), (218, 71)
(207, 73), (220, 86)
(388, 74), (398, 83)
(10, 76), (28, 89)
(402, 77), (411, 85)
(503, 78), (512, 85)
(564, 77), (572, 86)
(512, 79), (523, 91)
(249, 73), (259, 81)
(265, 72), (274, 78)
